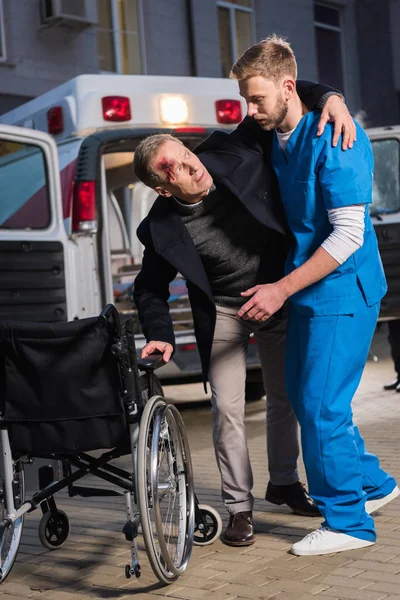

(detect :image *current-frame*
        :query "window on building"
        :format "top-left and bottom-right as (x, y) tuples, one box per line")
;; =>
(218, 1), (254, 78)
(0, 0), (6, 62)
(97, 0), (144, 74)
(314, 3), (344, 92)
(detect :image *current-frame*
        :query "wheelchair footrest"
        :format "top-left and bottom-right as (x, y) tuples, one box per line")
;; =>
(68, 485), (123, 498)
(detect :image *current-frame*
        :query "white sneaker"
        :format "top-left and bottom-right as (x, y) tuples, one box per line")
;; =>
(366, 486), (400, 515)
(291, 527), (375, 556)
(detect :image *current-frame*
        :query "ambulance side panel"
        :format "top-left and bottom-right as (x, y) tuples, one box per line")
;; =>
(368, 128), (400, 318)
(0, 125), (70, 321)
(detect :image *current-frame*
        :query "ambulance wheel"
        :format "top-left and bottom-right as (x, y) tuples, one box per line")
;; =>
(193, 504), (222, 546)
(39, 510), (69, 550)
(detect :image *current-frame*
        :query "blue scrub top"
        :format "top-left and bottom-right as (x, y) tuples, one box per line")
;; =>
(271, 110), (386, 316)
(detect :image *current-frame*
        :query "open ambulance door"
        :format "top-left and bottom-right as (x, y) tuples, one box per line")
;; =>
(73, 129), (156, 312)
(0, 124), (70, 322)
(369, 131), (400, 318)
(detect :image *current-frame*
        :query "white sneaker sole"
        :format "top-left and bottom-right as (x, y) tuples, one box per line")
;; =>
(366, 486), (400, 515)
(291, 538), (375, 556)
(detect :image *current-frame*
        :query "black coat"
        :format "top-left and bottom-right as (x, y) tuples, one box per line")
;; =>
(133, 81), (339, 383)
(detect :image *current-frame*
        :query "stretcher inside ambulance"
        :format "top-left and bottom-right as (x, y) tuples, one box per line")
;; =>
(0, 75), (264, 395)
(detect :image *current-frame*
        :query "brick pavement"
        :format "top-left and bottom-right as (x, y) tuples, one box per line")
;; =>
(1, 327), (400, 599)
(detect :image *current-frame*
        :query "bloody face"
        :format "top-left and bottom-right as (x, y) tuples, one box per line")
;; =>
(157, 159), (175, 184)
(152, 140), (213, 203)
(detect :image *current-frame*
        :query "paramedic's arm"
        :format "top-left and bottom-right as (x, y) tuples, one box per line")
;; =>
(297, 80), (355, 150)
(237, 212), (363, 321)
(133, 227), (177, 363)
(237, 130), (370, 320)
(238, 248), (339, 321)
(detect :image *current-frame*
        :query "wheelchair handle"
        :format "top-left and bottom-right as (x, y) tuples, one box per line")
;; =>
(137, 354), (165, 372)
(99, 304), (122, 338)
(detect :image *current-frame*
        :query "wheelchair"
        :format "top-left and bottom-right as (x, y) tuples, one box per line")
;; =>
(0, 305), (222, 585)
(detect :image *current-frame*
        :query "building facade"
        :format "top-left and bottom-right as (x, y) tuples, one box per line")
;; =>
(0, 0), (398, 126)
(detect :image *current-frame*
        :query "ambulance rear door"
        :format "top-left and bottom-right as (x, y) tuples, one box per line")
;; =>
(0, 124), (69, 321)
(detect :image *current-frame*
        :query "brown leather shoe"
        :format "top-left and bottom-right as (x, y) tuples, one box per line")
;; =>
(223, 511), (255, 547)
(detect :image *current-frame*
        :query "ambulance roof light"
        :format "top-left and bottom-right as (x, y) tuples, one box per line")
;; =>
(159, 96), (188, 125)
(72, 181), (97, 234)
(47, 106), (64, 135)
(215, 99), (242, 124)
(102, 96), (131, 122)
(175, 127), (206, 133)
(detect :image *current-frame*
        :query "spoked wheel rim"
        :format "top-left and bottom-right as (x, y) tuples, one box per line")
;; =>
(0, 461), (25, 582)
(137, 396), (194, 585)
(151, 404), (194, 575)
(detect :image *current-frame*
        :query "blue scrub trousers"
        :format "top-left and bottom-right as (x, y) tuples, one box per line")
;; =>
(286, 293), (396, 542)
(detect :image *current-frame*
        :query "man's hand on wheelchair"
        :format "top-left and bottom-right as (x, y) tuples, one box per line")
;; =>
(141, 341), (174, 363)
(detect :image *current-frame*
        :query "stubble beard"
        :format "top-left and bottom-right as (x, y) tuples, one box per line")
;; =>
(256, 96), (289, 131)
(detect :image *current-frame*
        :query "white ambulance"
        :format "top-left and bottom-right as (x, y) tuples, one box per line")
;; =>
(0, 74), (265, 396)
(366, 125), (400, 319)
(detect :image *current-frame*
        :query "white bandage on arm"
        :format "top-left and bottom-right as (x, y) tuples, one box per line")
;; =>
(321, 204), (366, 265)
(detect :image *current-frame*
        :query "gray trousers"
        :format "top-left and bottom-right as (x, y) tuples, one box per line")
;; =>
(208, 305), (300, 515)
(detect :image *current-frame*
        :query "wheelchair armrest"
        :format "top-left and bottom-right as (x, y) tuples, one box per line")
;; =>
(137, 354), (165, 372)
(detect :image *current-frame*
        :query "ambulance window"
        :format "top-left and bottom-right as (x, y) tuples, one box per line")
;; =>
(371, 139), (400, 214)
(0, 139), (50, 229)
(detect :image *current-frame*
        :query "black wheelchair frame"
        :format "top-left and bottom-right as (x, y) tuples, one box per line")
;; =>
(0, 305), (222, 585)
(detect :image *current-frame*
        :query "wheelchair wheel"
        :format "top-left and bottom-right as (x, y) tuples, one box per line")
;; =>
(193, 504), (222, 546)
(39, 510), (69, 550)
(137, 396), (195, 585)
(0, 460), (25, 582)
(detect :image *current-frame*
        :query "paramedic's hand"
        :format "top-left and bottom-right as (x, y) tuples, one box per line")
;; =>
(317, 95), (356, 150)
(141, 341), (173, 363)
(237, 283), (288, 321)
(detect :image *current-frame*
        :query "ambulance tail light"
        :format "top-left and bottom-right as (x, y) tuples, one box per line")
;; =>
(180, 343), (197, 352)
(47, 106), (64, 135)
(215, 99), (242, 124)
(102, 96), (131, 122)
(72, 181), (97, 233)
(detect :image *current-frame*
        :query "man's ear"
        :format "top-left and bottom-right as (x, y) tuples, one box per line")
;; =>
(283, 77), (296, 100)
(154, 185), (172, 198)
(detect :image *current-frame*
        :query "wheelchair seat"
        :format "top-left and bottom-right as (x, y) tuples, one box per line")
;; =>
(0, 314), (129, 455)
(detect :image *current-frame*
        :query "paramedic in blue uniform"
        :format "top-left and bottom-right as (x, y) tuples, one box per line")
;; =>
(231, 36), (399, 556)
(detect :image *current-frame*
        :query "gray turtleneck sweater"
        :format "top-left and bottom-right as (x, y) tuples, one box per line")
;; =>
(174, 186), (284, 307)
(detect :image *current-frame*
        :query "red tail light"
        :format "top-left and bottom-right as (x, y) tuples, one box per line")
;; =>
(248, 336), (257, 345)
(215, 99), (242, 124)
(47, 106), (64, 135)
(72, 181), (97, 233)
(102, 96), (131, 122)
(180, 343), (197, 352)
(174, 127), (206, 133)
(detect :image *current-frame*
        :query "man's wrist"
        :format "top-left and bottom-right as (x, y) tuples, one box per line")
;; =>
(275, 279), (291, 301)
(317, 90), (345, 110)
